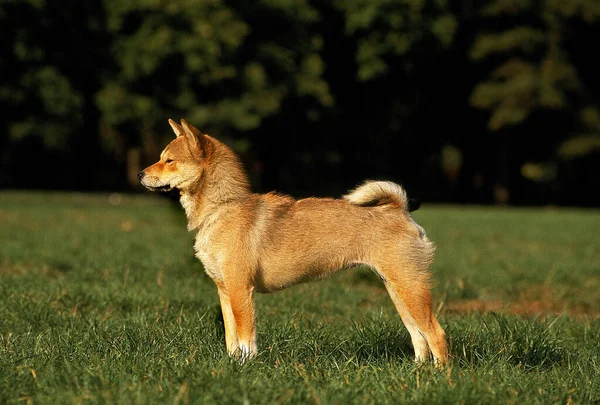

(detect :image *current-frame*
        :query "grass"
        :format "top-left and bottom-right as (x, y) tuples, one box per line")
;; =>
(0, 191), (599, 404)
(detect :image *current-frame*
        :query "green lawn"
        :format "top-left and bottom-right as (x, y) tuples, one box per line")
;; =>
(1, 191), (599, 404)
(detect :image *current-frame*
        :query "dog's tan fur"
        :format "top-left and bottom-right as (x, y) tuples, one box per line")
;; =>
(140, 119), (448, 364)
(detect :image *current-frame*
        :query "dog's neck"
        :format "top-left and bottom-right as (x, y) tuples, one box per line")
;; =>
(179, 142), (251, 231)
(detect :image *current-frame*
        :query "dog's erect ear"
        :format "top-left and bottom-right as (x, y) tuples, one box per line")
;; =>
(168, 118), (184, 138)
(180, 118), (205, 137)
(180, 119), (211, 156)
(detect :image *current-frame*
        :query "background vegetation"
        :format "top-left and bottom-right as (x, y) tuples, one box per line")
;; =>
(1, 0), (599, 205)
(1, 192), (599, 403)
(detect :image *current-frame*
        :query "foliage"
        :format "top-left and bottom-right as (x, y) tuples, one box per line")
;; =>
(0, 0), (90, 148)
(469, 0), (600, 132)
(0, 0), (598, 201)
(97, 0), (332, 152)
(335, 0), (457, 81)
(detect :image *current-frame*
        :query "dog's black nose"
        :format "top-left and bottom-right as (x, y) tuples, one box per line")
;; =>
(137, 171), (145, 180)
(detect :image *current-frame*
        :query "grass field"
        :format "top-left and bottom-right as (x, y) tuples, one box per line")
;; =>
(1, 191), (599, 404)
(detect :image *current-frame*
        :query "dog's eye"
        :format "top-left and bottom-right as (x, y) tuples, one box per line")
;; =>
(165, 158), (174, 164)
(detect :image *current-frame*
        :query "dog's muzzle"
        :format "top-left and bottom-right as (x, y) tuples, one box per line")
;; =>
(138, 172), (172, 192)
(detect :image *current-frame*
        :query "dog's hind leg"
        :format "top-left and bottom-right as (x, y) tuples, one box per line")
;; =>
(375, 252), (448, 364)
(216, 283), (240, 356)
(383, 280), (431, 362)
(383, 280), (447, 364)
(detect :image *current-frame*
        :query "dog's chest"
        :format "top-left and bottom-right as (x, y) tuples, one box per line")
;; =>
(193, 225), (223, 282)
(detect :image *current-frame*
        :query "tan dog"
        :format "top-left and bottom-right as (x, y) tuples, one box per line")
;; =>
(139, 119), (448, 364)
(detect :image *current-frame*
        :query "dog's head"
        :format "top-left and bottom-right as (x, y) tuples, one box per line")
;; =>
(138, 119), (213, 192)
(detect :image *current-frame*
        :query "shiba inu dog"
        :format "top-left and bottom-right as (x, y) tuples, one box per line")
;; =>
(139, 119), (448, 364)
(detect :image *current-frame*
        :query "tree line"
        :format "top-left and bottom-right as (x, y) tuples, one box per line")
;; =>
(1, 0), (599, 205)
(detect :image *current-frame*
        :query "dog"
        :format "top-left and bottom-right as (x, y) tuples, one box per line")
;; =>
(139, 119), (448, 364)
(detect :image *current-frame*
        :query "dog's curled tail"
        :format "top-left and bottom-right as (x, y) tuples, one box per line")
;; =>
(344, 181), (416, 211)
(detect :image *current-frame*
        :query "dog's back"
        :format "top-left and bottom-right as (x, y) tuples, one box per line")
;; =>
(200, 186), (432, 295)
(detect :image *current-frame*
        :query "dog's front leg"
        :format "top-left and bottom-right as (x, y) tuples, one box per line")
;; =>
(216, 283), (240, 356)
(226, 280), (257, 361)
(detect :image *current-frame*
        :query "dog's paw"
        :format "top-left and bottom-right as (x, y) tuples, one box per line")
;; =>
(229, 343), (257, 363)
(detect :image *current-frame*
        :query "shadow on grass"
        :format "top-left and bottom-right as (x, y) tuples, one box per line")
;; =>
(344, 320), (414, 363)
(231, 312), (573, 370)
(249, 314), (417, 366)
